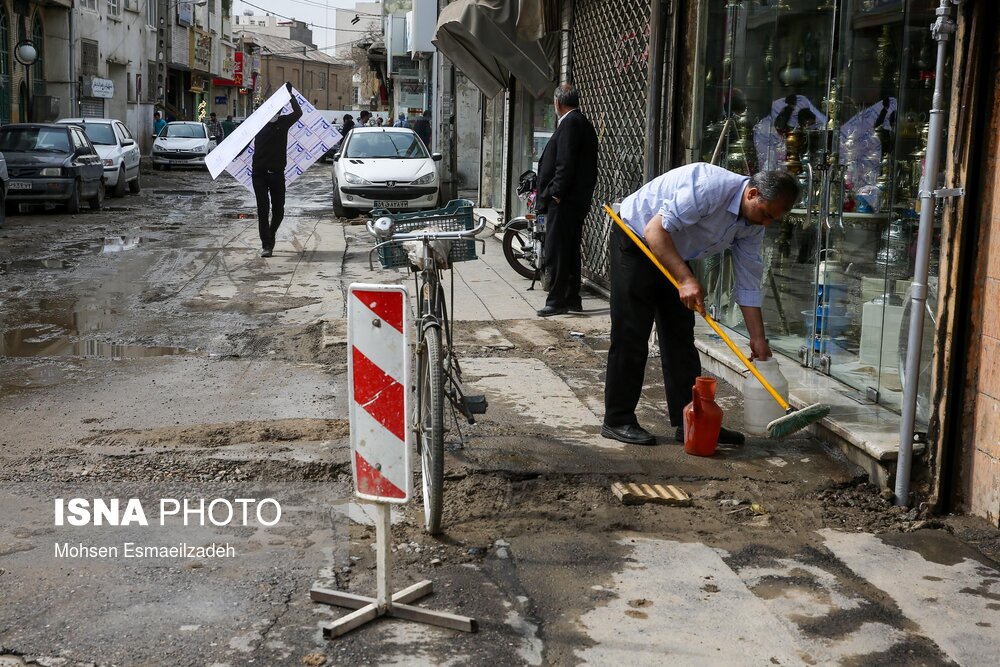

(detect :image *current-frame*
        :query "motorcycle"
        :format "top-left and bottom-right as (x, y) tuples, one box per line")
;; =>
(500, 170), (549, 288)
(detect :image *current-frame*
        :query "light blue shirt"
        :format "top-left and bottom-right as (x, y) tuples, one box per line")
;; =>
(619, 162), (765, 307)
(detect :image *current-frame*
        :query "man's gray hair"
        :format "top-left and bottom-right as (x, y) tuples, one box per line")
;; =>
(553, 83), (580, 109)
(749, 170), (800, 203)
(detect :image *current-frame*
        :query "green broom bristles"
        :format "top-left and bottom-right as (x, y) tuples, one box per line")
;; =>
(766, 403), (831, 439)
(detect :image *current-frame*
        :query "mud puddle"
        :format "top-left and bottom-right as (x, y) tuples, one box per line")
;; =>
(1, 327), (186, 359)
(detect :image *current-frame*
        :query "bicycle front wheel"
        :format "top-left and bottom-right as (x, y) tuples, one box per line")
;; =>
(502, 226), (539, 280)
(417, 326), (445, 534)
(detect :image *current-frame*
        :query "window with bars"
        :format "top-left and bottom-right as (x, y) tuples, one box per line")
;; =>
(81, 40), (99, 75)
(108, 0), (121, 19)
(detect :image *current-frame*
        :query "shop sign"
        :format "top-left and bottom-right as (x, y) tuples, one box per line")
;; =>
(400, 80), (425, 111)
(213, 51), (244, 88)
(190, 29), (212, 72)
(177, 1), (194, 27)
(91, 78), (114, 99)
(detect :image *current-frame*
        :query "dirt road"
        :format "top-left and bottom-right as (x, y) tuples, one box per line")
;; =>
(1, 166), (998, 666)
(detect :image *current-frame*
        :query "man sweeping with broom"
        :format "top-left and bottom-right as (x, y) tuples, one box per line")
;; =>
(602, 163), (800, 446)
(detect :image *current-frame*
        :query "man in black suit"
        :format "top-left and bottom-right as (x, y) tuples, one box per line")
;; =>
(535, 83), (599, 316)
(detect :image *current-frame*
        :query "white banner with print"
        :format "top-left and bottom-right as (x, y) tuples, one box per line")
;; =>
(206, 85), (342, 193)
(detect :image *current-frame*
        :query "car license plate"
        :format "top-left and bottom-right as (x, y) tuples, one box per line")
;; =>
(8, 181), (31, 190)
(374, 200), (407, 209)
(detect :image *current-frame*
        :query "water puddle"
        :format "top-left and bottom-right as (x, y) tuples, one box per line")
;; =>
(221, 213), (255, 220)
(152, 189), (206, 196)
(102, 236), (143, 253)
(0, 258), (74, 273)
(1, 327), (185, 359)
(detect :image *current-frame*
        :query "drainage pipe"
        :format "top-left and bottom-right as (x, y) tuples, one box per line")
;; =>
(895, 0), (960, 506)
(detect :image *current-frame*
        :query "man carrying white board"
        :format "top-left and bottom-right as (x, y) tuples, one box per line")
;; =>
(251, 82), (302, 258)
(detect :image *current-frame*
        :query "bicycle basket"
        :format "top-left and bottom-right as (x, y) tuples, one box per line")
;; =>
(373, 199), (478, 269)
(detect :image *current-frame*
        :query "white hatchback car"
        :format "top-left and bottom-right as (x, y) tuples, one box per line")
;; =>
(332, 127), (441, 218)
(151, 122), (217, 170)
(57, 118), (141, 197)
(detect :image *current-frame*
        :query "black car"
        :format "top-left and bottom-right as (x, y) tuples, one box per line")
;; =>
(0, 123), (105, 214)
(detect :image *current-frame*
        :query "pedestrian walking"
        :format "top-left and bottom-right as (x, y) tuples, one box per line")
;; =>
(601, 163), (799, 446)
(221, 114), (238, 137)
(412, 109), (432, 148)
(393, 112), (408, 128)
(535, 83), (599, 317)
(153, 110), (166, 136)
(206, 112), (225, 143)
(358, 110), (372, 127)
(250, 82), (303, 258)
(376, 116), (384, 127)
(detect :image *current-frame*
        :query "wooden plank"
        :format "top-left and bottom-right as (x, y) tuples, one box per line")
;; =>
(376, 503), (391, 610)
(389, 602), (478, 633)
(323, 602), (380, 638)
(311, 580), (433, 610)
(611, 480), (692, 507)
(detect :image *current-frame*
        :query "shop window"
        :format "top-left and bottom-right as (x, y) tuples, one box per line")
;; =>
(688, 0), (945, 418)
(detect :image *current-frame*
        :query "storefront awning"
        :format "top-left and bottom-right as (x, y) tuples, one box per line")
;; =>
(433, 0), (553, 99)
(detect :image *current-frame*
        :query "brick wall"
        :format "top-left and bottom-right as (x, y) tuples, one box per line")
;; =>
(967, 36), (1000, 525)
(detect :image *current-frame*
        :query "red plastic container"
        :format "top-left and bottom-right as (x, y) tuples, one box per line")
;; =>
(683, 377), (723, 457)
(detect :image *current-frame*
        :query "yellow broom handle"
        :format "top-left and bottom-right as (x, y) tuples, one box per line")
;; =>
(603, 204), (791, 412)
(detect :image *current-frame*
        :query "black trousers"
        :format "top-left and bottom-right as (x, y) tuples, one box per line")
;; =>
(542, 201), (586, 308)
(252, 170), (286, 250)
(604, 224), (701, 428)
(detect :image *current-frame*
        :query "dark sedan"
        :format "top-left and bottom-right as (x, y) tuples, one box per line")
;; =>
(0, 123), (105, 214)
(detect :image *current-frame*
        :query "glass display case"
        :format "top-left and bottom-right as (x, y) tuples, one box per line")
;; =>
(689, 0), (944, 421)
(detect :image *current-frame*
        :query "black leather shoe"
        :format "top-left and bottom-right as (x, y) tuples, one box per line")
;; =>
(601, 423), (657, 446)
(718, 426), (745, 445)
(537, 305), (568, 317)
(260, 248), (273, 258)
(675, 425), (745, 445)
(566, 301), (584, 312)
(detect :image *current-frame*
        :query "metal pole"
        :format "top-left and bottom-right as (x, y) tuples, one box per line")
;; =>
(895, 0), (958, 506)
(643, 0), (666, 182)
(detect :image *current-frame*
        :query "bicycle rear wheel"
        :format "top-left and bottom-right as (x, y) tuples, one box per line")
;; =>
(417, 326), (445, 534)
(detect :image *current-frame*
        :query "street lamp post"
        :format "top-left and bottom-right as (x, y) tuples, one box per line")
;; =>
(15, 40), (38, 122)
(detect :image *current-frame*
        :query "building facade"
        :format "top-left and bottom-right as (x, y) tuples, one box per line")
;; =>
(235, 31), (352, 112)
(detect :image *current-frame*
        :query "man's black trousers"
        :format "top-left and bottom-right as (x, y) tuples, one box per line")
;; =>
(252, 170), (286, 250)
(604, 224), (701, 428)
(542, 201), (586, 309)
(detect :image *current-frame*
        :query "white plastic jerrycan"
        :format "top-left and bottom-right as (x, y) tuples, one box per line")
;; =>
(743, 358), (789, 437)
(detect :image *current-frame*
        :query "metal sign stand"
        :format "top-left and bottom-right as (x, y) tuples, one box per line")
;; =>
(311, 283), (476, 637)
(310, 503), (477, 637)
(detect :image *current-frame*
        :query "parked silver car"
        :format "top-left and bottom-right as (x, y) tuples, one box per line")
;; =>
(57, 118), (141, 197)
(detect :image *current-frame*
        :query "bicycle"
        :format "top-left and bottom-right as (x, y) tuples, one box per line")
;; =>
(367, 200), (489, 534)
(500, 170), (549, 288)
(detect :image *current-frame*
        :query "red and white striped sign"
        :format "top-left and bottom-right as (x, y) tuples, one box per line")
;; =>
(348, 283), (411, 503)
